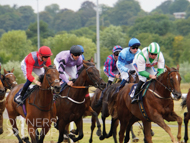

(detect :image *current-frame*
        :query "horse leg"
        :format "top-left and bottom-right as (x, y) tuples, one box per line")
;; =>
(90, 108), (101, 136)
(142, 121), (152, 143)
(119, 120), (128, 143)
(38, 126), (51, 143)
(131, 125), (139, 142)
(89, 115), (96, 143)
(9, 115), (23, 143)
(0, 112), (3, 134)
(69, 118), (84, 142)
(35, 129), (39, 142)
(107, 118), (117, 138)
(57, 120), (65, 143)
(183, 112), (189, 143)
(99, 115), (107, 140)
(154, 115), (178, 143)
(112, 119), (119, 143)
(164, 111), (182, 142)
(27, 124), (37, 143)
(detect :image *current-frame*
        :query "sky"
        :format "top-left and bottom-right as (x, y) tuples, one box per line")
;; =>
(0, 0), (167, 13)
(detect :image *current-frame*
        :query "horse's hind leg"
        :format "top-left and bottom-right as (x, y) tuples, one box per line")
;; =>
(119, 120), (128, 143)
(8, 115), (23, 143)
(184, 112), (189, 143)
(107, 118), (117, 138)
(112, 119), (119, 143)
(131, 125), (139, 142)
(143, 121), (152, 143)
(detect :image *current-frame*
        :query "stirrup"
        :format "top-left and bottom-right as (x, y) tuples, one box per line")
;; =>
(131, 97), (139, 104)
(15, 95), (23, 104)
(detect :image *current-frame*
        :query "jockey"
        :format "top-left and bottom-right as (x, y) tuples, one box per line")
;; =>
(15, 46), (53, 103)
(78, 45), (85, 60)
(54, 45), (83, 86)
(104, 45), (122, 87)
(131, 42), (165, 104)
(115, 38), (141, 93)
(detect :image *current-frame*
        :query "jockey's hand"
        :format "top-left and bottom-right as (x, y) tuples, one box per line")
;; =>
(115, 74), (120, 79)
(128, 70), (136, 75)
(67, 81), (74, 86)
(34, 80), (41, 86)
(149, 74), (157, 79)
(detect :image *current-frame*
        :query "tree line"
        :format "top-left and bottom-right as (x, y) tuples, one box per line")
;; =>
(1, 0), (190, 82)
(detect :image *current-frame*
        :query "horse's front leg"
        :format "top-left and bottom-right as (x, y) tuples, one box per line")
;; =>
(28, 124), (37, 143)
(38, 124), (51, 143)
(183, 112), (190, 143)
(90, 107), (101, 136)
(143, 121), (152, 143)
(69, 118), (84, 142)
(165, 111), (182, 142)
(153, 114), (178, 143)
(0, 112), (4, 134)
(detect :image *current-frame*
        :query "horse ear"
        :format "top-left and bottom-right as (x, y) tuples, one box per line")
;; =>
(11, 67), (14, 73)
(176, 65), (179, 71)
(165, 65), (170, 71)
(90, 57), (94, 63)
(53, 65), (56, 69)
(3, 68), (8, 74)
(43, 65), (48, 71)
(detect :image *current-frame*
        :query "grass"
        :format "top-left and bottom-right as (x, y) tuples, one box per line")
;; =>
(0, 83), (190, 143)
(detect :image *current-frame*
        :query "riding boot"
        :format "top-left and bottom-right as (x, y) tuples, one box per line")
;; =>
(131, 80), (144, 104)
(107, 80), (112, 87)
(114, 79), (128, 93)
(15, 86), (28, 104)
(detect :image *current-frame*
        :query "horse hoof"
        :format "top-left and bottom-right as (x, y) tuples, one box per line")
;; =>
(96, 129), (101, 136)
(99, 135), (105, 140)
(0, 128), (3, 134)
(70, 129), (78, 135)
(68, 134), (75, 139)
(151, 129), (154, 136)
(22, 137), (30, 143)
(132, 137), (139, 142)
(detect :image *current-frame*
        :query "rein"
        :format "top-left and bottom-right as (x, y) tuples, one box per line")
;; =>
(0, 97), (5, 103)
(154, 70), (179, 96)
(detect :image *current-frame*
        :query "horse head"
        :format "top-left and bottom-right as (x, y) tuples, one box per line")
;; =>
(163, 65), (181, 100)
(1, 67), (17, 90)
(82, 61), (106, 90)
(43, 65), (61, 94)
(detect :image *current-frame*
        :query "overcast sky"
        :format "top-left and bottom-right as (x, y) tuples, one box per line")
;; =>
(0, 0), (167, 13)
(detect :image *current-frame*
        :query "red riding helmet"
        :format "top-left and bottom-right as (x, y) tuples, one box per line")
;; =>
(38, 46), (53, 56)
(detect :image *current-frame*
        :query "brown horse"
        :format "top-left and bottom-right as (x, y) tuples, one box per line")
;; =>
(108, 65), (182, 143)
(181, 89), (190, 143)
(6, 65), (61, 143)
(0, 65), (6, 134)
(0, 66), (17, 134)
(55, 61), (106, 143)
(93, 72), (139, 143)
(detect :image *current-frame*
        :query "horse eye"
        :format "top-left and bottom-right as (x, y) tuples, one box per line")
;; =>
(47, 74), (51, 77)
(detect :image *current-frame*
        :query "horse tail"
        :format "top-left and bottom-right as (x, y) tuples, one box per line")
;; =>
(181, 98), (187, 109)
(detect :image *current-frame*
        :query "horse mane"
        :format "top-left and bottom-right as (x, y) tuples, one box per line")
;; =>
(38, 65), (55, 83)
(77, 61), (95, 76)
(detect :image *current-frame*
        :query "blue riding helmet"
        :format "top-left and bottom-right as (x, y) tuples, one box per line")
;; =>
(128, 38), (141, 47)
(77, 45), (84, 53)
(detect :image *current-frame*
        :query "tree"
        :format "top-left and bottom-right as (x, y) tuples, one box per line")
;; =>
(44, 4), (60, 17)
(100, 25), (127, 49)
(169, 0), (189, 14)
(151, 0), (172, 14)
(0, 30), (33, 62)
(175, 17), (190, 36)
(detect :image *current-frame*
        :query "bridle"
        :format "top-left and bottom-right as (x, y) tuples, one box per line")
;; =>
(39, 67), (60, 92)
(2, 73), (17, 89)
(154, 69), (179, 98)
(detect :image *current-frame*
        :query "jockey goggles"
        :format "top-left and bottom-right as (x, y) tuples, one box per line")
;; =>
(114, 51), (120, 56)
(131, 45), (139, 49)
(73, 53), (81, 57)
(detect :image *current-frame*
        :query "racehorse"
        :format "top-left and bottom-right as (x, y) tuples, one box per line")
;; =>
(0, 66), (17, 134)
(0, 65), (6, 134)
(93, 72), (139, 143)
(6, 65), (61, 143)
(181, 89), (190, 143)
(55, 60), (106, 143)
(108, 65), (182, 143)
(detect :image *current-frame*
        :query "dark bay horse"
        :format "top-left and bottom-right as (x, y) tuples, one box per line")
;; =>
(6, 65), (61, 143)
(90, 72), (139, 143)
(181, 89), (190, 143)
(109, 65), (182, 143)
(0, 65), (6, 134)
(0, 66), (17, 134)
(55, 61), (106, 143)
